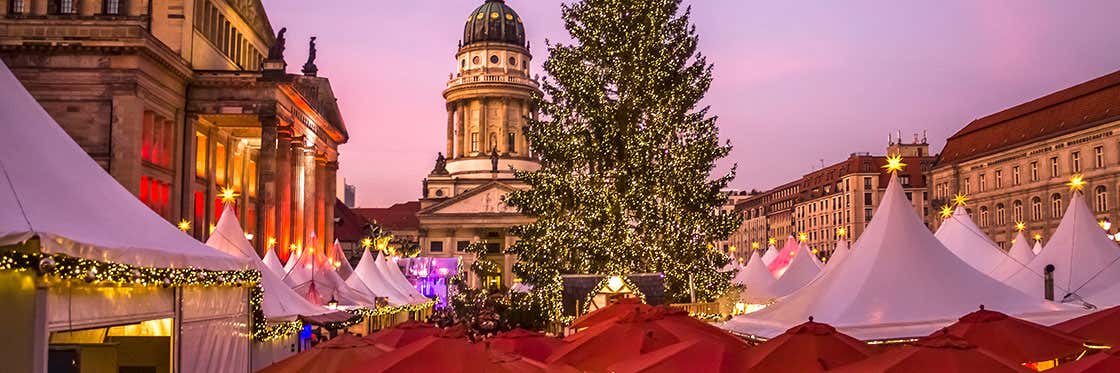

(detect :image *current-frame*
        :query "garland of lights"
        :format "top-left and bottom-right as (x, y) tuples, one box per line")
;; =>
(579, 275), (647, 315)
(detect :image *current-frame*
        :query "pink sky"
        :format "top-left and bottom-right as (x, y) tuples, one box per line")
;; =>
(263, 0), (1120, 207)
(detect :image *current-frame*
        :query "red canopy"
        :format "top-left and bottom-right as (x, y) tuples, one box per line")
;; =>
(743, 317), (874, 372)
(832, 330), (1033, 373)
(1053, 305), (1120, 347)
(636, 306), (751, 349)
(363, 320), (440, 349)
(488, 328), (563, 362)
(345, 328), (513, 373)
(548, 309), (683, 371)
(1048, 349), (1120, 372)
(570, 297), (652, 330)
(606, 339), (751, 373)
(259, 334), (386, 373)
(939, 307), (1086, 363)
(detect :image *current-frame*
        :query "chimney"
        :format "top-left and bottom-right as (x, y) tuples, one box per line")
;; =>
(1044, 264), (1055, 301)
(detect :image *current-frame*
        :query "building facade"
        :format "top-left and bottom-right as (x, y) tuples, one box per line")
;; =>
(0, 0), (347, 258)
(929, 70), (1120, 249)
(411, 0), (540, 289)
(727, 138), (934, 262)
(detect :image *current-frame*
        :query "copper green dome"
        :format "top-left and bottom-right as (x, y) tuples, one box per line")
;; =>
(463, 0), (526, 47)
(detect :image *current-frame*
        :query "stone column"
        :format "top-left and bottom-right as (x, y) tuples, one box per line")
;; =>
(303, 152), (316, 251)
(110, 94), (144, 195)
(256, 114), (280, 256)
(324, 160), (339, 251)
(289, 139), (305, 253)
(275, 128), (293, 255)
(179, 114), (199, 233)
(313, 153), (328, 252)
(446, 103), (455, 156)
(478, 98), (488, 154)
(497, 98), (509, 154)
(78, 0), (98, 16)
(459, 101), (469, 158)
(30, 0), (46, 15)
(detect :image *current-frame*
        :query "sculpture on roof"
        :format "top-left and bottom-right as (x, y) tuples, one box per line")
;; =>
(268, 27), (287, 60)
(432, 152), (449, 175)
(302, 36), (318, 76)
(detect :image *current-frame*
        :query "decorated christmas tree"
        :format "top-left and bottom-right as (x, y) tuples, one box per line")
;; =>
(506, 0), (740, 323)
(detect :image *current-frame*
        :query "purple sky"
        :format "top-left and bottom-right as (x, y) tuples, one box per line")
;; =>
(264, 0), (1120, 207)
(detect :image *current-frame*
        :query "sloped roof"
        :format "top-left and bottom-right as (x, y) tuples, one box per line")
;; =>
(355, 201), (421, 231)
(334, 199), (373, 242)
(939, 69), (1120, 164)
(935, 206), (1006, 276)
(989, 231), (1036, 282)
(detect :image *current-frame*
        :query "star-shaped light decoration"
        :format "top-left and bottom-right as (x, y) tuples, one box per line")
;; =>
(267, 237), (277, 248)
(220, 187), (239, 203)
(1033, 233), (1042, 241)
(836, 227), (847, 237)
(1014, 221), (1026, 232)
(728, 246), (737, 253)
(797, 232), (808, 242)
(881, 154), (906, 173)
(750, 242), (760, 249)
(1068, 174), (1086, 192)
(939, 204), (954, 219)
(952, 193), (969, 207)
(361, 237), (374, 249)
(767, 238), (777, 245)
(177, 220), (192, 232)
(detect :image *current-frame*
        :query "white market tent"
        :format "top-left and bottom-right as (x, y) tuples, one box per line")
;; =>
(768, 241), (822, 297)
(206, 204), (344, 369)
(283, 248), (301, 274)
(731, 250), (780, 304)
(262, 248), (287, 279)
(1033, 240), (1044, 255)
(329, 239), (355, 280)
(376, 251), (429, 303)
(766, 236), (799, 275)
(349, 248), (414, 306)
(760, 244), (778, 266)
(282, 240), (378, 308)
(720, 172), (1080, 341)
(823, 239), (850, 274)
(1003, 191), (1120, 306)
(0, 61), (251, 372)
(935, 206), (1006, 276)
(988, 231), (1036, 281)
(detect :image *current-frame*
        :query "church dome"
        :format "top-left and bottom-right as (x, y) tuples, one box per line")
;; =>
(462, 0), (526, 48)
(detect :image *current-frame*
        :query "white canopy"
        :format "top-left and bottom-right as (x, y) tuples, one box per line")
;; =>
(721, 173), (1078, 340)
(348, 248), (413, 306)
(988, 231), (1036, 281)
(283, 249), (301, 274)
(282, 241), (377, 308)
(1033, 240), (1043, 255)
(376, 252), (428, 303)
(206, 204), (333, 320)
(1004, 191), (1120, 305)
(262, 248), (286, 279)
(935, 206), (1005, 276)
(329, 239), (355, 280)
(761, 245), (778, 266)
(768, 241), (822, 297)
(0, 63), (246, 271)
(823, 239), (850, 274)
(731, 250), (779, 303)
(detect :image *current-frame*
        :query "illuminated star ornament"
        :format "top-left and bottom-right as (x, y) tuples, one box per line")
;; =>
(750, 242), (760, 249)
(1068, 174), (1086, 192)
(220, 187), (240, 203)
(939, 204), (954, 219)
(1015, 221), (1026, 232)
(177, 220), (192, 232)
(881, 154), (906, 173)
(1033, 234), (1042, 241)
(797, 232), (808, 242)
(361, 237), (374, 249)
(768, 238), (777, 246)
(836, 227), (847, 237)
(952, 193), (969, 207)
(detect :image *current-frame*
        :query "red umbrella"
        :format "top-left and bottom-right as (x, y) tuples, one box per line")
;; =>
(570, 297), (652, 330)
(1054, 305), (1120, 347)
(1048, 349), (1120, 372)
(488, 328), (563, 361)
(939, 306), (1086, 363)
(547, 309), (682, 371)
(743, 317), (873, 372)
(344, 328), (513, 373)
(363, 320), (440, 349)
(259, 334), (386, 373)
(606, 339), (752, 373)
(636, 306), (751, 350)
(832, 330), (1033, 373)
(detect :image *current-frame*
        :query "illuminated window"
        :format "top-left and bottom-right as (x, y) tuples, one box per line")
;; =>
(485, 275), (502, 290)
(978, 174), (986, 192)
(9, 0), (25, 14)
(1012, 166), (1020, 186)
(215, 143), (227, 186)
(1012, 200), (1023, 222)
(996, 204), (1006, 226)
(1050, 157), (1059, 177)
(1030, 162), (1038, 182)
(232, 150), (244, 191)
(195, 132), (208, 178)
(471, 132), (479, 152)
(1096, 186), (1108, 212)
(979, 207), (989, 227)
(1095, 146), (1104, 168)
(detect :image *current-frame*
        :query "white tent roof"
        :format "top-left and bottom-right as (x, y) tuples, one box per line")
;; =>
(282, 242), (377, 308)
(206, 204), (332, 320)
(768, 241), (822, 297)
(1004, 192), (1120, 305)
(283, 248), (301, 274)
(988, 231), (1036, 281)
(262, 248), (286, 278)
(1033, 240), (1043, 255)
(376, 252), (428, 303)
(329, 239), (355, 280)
(0, 63), (246, 271)
(767, 236), (799, 275)
(349, 248), (412, 306)
(721, 173), (1079, 340)
(761, 245), (778, 266)
(823, 239), (850, 274)
(935, 206), (1005, 276)
(731, 250), (779, 303)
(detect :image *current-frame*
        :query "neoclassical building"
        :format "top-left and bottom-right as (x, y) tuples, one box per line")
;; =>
(0, 0), (347, 259)
(928, 69), (1120, 249)
(416, 0), (540, 289)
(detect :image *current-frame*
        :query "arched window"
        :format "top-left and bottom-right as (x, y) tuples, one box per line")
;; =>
(1031, 196), (1042, 221)
(979, 206), (990, 227)
(507, 132), (516, 153)
(1012, 200), (1023, 223)
(1096, 186), (1109, 212)
(996, 203), (1006, 226)
(1051, 193), (1063, 218)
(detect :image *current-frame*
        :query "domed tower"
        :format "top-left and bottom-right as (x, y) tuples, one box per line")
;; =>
(429, 0), (540, 199)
